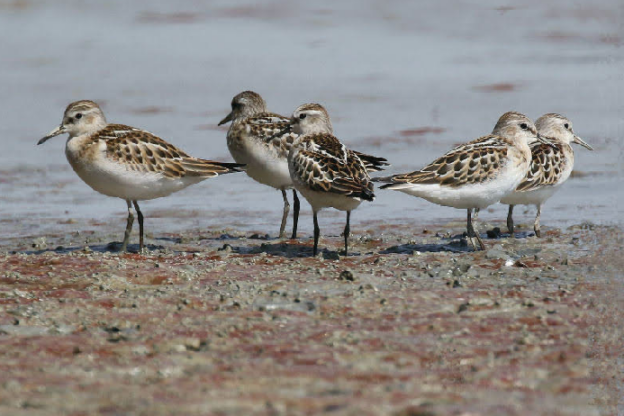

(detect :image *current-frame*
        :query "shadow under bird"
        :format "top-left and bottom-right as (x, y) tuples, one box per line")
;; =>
(375, 111), (554, 251)
(287, 103), (387, 256)
(500, 113), (593, 237)
(219, 91), (388, 241)
(38, 100), (244, 252)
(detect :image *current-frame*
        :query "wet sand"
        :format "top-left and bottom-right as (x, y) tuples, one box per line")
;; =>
(1, 220), (623, 415)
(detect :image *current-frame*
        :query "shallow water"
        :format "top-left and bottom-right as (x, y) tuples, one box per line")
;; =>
(0, 0), (622, 242)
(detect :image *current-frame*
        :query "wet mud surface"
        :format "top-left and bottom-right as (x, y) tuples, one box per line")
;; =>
(1, 220), (622, 415)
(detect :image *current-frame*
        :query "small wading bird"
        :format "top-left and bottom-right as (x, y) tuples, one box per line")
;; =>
(218, 91), (301, 239)
(287, 103), (386, 256)
(219, 91), (388, 240)
(375, 112), (553, 251)
(499, 113), (593, 237)
(38, 100), (243, 252)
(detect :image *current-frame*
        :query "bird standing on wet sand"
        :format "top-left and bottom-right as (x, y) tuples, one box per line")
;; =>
(38, 100), (243, 252)
(500, 113), (593, 237)
(375, 112), (552, 251)
(287, 103), (386, 256)
(218, 91), (301, 239)
(218, 91), (388, 240)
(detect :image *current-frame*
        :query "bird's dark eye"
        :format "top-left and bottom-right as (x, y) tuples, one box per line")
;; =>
(520, 123), (528, 130)
(75, 113), (83, 120)
(564, 123), (569, 129)
(299, 113), (307, 120)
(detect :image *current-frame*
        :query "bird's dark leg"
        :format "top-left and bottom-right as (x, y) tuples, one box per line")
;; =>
(507, 205), (515, 237)
(291, 189), (300, 239)
(466, 208), (476, 250)
(313, 211), (320, 256)
(534, 204), (541, 238)
(344, 211), (351, 256)
(133, 201), (144, 251)
(467, 208), (485, 251)
(121, 199), (134, 252)
(472, 210), (486, 250)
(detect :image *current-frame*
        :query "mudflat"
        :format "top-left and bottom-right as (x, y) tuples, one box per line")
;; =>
(1, 221), (622, 415)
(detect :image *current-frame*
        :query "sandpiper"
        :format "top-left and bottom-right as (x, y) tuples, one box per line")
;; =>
(219, 91), (388, 240)
(287, 103), (381, 256)
(219, 91), (300, 239)
(375, 112), (551, 250)
(500, 113), (593, 237)
(38, 100), (243, 252)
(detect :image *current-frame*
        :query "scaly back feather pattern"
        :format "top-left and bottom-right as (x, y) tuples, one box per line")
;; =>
(290, 133), (375, 201)
(100, 124), (244, 178)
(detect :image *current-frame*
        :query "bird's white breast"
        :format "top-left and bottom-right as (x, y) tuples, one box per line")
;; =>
(227, 123), (292, 190)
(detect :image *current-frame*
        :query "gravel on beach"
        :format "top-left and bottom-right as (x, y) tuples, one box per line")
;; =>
(1, 221), (622, 415)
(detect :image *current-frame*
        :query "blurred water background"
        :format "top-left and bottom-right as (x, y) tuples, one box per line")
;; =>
(0, 0), (622, 243)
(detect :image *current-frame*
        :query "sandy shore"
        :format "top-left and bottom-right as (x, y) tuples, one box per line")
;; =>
(1, 220), (622, 415)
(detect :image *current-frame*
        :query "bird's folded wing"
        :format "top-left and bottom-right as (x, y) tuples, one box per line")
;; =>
(102, 124), (242, 178)
(291, 134), (374, 200)
(353, 150), (389, 172)
(247, 113), (298, 157)
(516, 142), (566, 192)
(378, 135), (510, 189)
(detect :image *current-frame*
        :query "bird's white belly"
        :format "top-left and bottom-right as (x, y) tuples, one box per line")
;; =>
(293, 183), (362, 212)
(500, 185), (561, 206)
(66, 152), (203, 201)
(398, 163), (527, 210)
(229, 142), (292, 190)
(500, 161), (572, 206)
